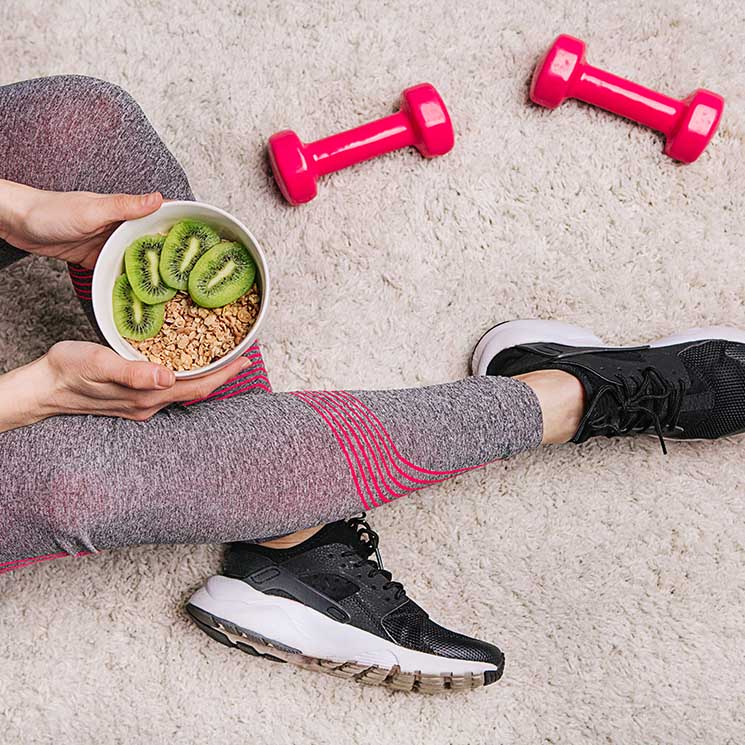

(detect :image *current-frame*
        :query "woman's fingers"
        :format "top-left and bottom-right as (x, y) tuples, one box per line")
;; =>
(91, 356), (252, 418)
(70, 192), (163, 267)
(167, 356), (254, 403)
(92, 348), (247, 398)
(86, 346), (176, 391)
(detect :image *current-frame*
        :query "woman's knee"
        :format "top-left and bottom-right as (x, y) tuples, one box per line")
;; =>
(52, 75), (144, 125)
(0, 426), (101, 554)
(41, 75), (192, 198)
(25, 467), (106, 555)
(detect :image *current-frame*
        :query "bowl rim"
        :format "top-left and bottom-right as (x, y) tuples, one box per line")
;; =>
(92, 200), (271, 379)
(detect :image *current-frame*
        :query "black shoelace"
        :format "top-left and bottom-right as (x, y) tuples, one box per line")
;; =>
(576, 367), (686, 454)
(341, 514), (406, 600)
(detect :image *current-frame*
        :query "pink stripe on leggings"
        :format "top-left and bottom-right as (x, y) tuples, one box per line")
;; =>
(304, 392), (395, 504)
(336, 391), (481, 477)
(204, 381), (272, 402)
(182, 375), (271, 405)
(289, 389), (502, 512)
(311, 392), (409, 500)
(293, 391), (381, 508)
(0, 551), (91, 575)
(319, 391), (454, 490)
(290, 391), (370, 510)
(305, 391), (391, 507)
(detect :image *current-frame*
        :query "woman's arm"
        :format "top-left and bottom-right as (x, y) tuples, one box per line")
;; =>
(0, 179), (163, 268)
(0, 342), (254, 433)
(0, 356), (48, 433)
(0, 180), (32, 268)
(0, 179), (29, 243)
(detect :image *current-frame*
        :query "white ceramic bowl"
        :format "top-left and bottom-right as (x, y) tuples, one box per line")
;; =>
(92, 201), (270, 379)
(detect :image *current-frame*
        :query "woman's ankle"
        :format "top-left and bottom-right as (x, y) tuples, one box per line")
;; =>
(515, 370), (586, 445)
(258, 525), (324, 550)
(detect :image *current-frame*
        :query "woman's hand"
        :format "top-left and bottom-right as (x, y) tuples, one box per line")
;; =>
(0, 341), (253, 433)
(0, 179), (163, 269)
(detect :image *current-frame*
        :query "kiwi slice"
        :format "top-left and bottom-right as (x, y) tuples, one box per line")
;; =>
(112, 274), (165, 341)
(124, 234), (177, 304)
(160, 219), (221, 290)
(188, 241), (256, 308)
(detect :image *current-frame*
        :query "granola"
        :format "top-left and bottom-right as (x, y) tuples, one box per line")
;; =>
(130, 284), (260, 371)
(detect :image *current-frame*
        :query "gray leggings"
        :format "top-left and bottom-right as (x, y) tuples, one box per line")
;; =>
(0, 76), (543, 571)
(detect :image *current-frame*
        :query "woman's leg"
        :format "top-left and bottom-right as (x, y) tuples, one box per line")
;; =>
(0, 376), (543, 564)
(0, 76), (550, 572)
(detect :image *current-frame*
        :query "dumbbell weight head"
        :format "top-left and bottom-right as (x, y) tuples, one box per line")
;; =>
(268, 129), (316, 206)
(664, 88), (725, 163)
(529, 34), (586, 109)
(400, 83), (455, 157)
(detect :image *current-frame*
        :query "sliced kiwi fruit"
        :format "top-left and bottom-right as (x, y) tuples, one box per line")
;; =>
(124, 234), (177, 304)
(188, 241), (256, 308)
(160, 219), (221, 290)
(112, 274), (165, 341)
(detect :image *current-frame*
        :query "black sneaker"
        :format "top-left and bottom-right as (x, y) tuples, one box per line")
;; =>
(472, 319), (745, 451)
(187, 516), (504, 693)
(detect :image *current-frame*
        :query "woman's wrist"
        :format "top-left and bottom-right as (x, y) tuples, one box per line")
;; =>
(0, 179), (36, 246)
(0, 355), (56, 433)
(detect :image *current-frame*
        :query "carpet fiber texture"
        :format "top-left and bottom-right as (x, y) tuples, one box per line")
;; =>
(1, 1), (744, 743)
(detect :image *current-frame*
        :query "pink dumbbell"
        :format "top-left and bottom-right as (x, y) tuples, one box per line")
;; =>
(530, 34), (724, 163)
(268, 83), (454, 205)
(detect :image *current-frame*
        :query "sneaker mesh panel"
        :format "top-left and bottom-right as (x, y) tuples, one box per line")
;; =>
(381, 601), (503, 664)
(679, 341), (745, 439)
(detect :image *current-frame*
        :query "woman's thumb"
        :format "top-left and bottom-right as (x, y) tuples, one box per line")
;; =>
(98, 192), (163, 223)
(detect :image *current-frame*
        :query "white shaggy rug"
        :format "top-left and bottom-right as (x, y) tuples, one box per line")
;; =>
(1, 1), (744, 743)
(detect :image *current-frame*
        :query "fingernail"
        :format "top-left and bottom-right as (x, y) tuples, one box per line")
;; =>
(240, 358), (252, 370)
(144, 192), (160, 206)
(155, 367), (174, 388)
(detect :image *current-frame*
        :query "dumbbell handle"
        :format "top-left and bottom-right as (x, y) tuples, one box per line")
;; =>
(570, 63), (685, 135)
(305, 111), (413, 176)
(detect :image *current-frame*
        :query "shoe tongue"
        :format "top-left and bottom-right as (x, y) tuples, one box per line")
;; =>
(557, 361), (645, 440)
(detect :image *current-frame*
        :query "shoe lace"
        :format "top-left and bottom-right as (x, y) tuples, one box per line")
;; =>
(341, 514), (406, 600)
(577, 367), (686, 455)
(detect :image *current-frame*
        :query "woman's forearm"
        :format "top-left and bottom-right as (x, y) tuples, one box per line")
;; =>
(0, 180), (43, 433)
(0, 179), (34, 246)
(0, 357), (50, 433)
(0, 179), (17, 242)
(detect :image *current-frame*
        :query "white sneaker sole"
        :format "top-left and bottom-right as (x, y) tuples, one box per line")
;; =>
(471, 319), (745, 376)
(187, 576), (502, 693)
